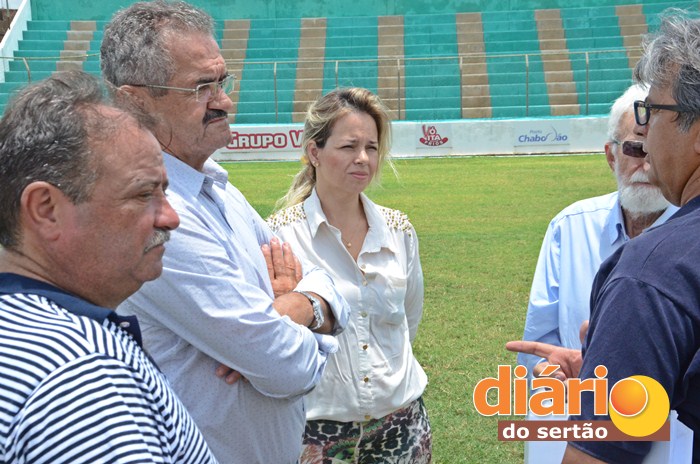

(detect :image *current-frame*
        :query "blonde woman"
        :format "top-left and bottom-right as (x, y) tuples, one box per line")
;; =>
(268, 88), (431, 464)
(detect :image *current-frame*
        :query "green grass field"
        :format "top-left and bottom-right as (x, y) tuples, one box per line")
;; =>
(223, 154), (617, 464)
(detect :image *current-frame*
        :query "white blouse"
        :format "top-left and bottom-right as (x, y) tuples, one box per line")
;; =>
(268, 189), (428, 422)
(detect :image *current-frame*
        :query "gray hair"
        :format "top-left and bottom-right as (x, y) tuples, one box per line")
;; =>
(634, 11), (700, 132)
(607, 84), (648, 142)
(0, 71), (138, 248)
(100, 0), (214, 93)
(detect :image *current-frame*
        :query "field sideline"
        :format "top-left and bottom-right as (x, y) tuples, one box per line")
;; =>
(223, 154), (616, 463)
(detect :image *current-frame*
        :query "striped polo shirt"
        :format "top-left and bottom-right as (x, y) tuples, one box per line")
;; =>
(0, 273), (218, 463)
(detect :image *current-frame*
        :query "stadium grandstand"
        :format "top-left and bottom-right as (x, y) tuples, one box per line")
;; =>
(0, 0), (696, 160)
(0, 0), (695, 122)
(0, 2), (696, 462)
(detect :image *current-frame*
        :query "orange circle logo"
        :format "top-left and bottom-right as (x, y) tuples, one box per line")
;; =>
(609, 376), (669, 437)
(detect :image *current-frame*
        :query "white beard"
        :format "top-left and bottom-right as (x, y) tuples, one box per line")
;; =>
(616, 168), (669, 216)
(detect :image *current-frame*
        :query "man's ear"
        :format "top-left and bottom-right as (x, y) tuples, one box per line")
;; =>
(116, 85), (153, 112)
(20, 182), (71, 242)
(693, 123), (700, 157)
(604, 142), (616, 173)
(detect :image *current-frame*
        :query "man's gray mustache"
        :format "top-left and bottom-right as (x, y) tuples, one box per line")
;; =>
(145, 229), (171, 253)
(628, 171), (651, 184)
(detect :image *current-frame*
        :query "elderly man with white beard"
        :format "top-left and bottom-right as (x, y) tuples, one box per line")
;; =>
(507, 84), (679, 380)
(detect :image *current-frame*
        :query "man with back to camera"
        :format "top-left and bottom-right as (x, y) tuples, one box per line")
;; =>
(100, 2), (349, 462)
(0, 70), (218, 463)
(508, 84), (678, 380)
(563, 13), (700, 463)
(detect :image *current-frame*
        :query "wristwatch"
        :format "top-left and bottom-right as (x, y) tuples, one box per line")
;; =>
(296, 291), (324, 330)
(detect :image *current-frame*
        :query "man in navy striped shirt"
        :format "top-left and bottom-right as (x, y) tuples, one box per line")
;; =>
(0, 71), (218, 463)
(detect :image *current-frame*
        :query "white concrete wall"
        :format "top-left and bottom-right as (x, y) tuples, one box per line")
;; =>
(0, 0), (31, 81)
(213, 116), (608, 162)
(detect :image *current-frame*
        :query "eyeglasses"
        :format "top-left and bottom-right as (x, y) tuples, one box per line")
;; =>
(131, 74), (236, 103)
(633, 100), (683, 126)
(612, 139), (646, 158)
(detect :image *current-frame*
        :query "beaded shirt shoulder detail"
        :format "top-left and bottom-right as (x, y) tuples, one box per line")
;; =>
(267, 204), (306, 231)
(378, 206), (413, 236)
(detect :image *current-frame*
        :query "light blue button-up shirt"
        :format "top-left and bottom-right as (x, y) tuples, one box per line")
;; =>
(118, 154), (348, 464)
(518, 191), (678, 376)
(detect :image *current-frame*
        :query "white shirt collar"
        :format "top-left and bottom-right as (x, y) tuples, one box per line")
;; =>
(303, 188), (399, 254)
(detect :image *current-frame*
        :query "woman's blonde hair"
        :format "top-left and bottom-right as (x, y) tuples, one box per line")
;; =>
(276, 87), (394, 210)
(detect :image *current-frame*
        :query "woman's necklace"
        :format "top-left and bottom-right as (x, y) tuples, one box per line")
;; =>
(341, 222), (367, 249)
(326, 197), (368, 250)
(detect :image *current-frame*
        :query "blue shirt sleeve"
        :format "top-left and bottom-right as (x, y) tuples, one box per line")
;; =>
(570, 276), (695, 464)
(520, 217), (563, 373)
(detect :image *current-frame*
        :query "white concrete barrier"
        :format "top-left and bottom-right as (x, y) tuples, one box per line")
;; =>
(0, 0), (31, 81)
(213, 116), (608, 162)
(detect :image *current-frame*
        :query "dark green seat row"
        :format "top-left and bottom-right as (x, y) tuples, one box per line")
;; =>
(2, 1), (690, 121)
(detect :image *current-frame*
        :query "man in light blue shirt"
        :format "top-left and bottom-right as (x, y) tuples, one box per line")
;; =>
(101, 2), (349, 463)
(511, 84), (678, 379)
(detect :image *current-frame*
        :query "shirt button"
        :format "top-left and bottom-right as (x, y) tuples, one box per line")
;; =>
(119, 321), (131, 328)
(360, 264), (366, 270)
(360, 311), (368, 318)
(362, 280), (368, 286)
(363, 376), (369, 383)
(362, 344), (368, 350)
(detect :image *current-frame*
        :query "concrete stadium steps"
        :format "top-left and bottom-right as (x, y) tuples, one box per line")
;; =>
(535, 9), (579, 115)
(570, 53), (632, 108)
(377, 15), (406, 120)
(12, 20), (99, 74)
(560, 3), (647, 83)
(476, 2), (658, 117)
(8, 60), (56, 72)
(230, 18), (299, 124)
(491, 105), (561, 118)
(456, 12), (491, 118)
(616, 4), (648, 67)
(3, 70), (54, 82)
(0, 82), (26, 96)
(221, 19), (250, 123)
(289, 18), (324, 123)
(404, 13), (460, 120)
(482, 10), (551, 118)
(321, 16), (379, 109)
(2, 20), (100, 113)
(0, 2), (694, 120)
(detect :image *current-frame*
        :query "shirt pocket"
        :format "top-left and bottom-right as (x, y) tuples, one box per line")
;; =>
(370, 274), (408, 362)
(374, 274), (408, 324)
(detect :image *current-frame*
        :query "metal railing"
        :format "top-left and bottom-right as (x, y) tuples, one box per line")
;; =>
(225, 47), (636, 122)
(1, 47), (637, 121)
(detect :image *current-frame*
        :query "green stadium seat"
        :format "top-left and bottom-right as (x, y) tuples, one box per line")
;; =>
(0, 1), (693, 121)
(402, 14), (460, 120)
(235, 19), (300, 124)
(26, 20), (72, 31)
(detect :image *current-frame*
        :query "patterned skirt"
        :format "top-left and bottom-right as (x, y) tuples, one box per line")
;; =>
(300, 397), (432, 464)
